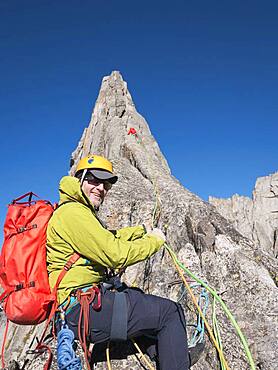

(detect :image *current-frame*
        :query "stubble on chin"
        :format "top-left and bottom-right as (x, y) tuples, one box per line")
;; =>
(90, 195), (103, 210)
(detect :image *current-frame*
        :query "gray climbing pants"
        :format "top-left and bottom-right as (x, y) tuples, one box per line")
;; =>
(66, 287), (189, 370)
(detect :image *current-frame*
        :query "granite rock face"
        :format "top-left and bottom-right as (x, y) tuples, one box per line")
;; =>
(209, 172), (278, 258)
(1, 71), (277, 370)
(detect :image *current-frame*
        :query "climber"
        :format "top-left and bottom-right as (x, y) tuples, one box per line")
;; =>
(127, 127), (137, 136)
(127, 127), (140, 142)
(47, 154), (190, 370)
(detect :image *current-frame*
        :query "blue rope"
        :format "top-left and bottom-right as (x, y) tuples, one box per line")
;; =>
(188, 286), (209, 347)
(176, 282), (209, 346)
(57, 326), (82, 370)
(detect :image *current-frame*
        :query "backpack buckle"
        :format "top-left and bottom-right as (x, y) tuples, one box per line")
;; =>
(15, 283), (24, 291)
(17, 224), (37, 233)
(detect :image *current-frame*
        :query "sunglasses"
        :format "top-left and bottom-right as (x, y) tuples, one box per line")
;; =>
(85, 177), (112, 191)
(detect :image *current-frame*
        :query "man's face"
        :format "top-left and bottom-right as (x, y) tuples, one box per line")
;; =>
(81, 178), (112, 209)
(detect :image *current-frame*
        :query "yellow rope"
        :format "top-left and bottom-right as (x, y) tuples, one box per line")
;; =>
(213, 297), (227, 370)
(167, 248), (231, 370)
(132, 339), (156, 370)
(106, 342), (112, 370)
(151, 178), (161, 228)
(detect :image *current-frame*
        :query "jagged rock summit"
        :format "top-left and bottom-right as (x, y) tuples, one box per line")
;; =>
(1, 71), (277, 370)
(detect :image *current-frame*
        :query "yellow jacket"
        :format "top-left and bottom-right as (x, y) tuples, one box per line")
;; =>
(47, 176), (164, 303)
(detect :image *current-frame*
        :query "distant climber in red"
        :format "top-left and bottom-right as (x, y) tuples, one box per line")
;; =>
(128, 127), (137, 136)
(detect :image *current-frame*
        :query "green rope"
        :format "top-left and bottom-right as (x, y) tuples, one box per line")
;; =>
(165, 244), (256, 370)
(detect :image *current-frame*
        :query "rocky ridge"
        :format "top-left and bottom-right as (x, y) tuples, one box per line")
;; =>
(209, 172), (278, 259)
(1, 71), (277, 370)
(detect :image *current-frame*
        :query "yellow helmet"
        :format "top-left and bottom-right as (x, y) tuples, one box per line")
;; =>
(75, 155), (118, 184)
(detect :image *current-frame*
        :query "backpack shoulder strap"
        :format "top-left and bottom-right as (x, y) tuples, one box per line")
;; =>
(54, 200), (76, 210)
(52, 253), (81, 295)
(36, 252), (81, 359)
(51, 200), (81, 293)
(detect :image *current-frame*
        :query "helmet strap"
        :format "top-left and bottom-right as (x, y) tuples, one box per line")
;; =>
(80, 169), (88, 186)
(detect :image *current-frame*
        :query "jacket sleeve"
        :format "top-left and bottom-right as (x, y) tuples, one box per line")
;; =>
(114, 225), (146, 241)
(52, 204), (164, 269)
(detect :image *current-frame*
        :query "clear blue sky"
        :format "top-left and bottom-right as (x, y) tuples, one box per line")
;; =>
(0, 0), (277, 234)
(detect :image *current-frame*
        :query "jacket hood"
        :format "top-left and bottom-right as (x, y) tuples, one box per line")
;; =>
(59, 176), (93, 209)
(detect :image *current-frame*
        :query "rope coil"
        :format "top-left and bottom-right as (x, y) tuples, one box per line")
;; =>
(57, 327), (82, 370)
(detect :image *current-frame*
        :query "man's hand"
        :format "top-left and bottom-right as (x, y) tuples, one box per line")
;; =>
(143, 221), (153, 234)
(147, 228), (166, 242)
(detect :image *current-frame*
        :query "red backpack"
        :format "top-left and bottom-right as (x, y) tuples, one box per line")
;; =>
(0, 192), (79, 368)
(0, 192), (56, 324)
